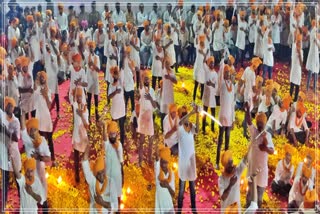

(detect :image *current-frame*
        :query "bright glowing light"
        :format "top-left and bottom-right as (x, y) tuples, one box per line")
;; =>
(240, 179), (244, 185)
(120, 203), (124, 209)
(246, 186), (249, 192)
(126, 187), (131, 194)
(182, 82), (185, 88)
(45, 173), (49, 178)
(173, 162), (178, 170)
(57, 176), (62, 184)
(304, 158), (308, 163)
(121, 195), (127, 202)
(274, 150), (278, 155)
(201, 110), (222, 126)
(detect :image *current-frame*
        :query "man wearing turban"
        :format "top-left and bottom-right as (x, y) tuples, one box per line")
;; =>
(82, 145), (118, 212)
(288, 101), (309, 146)
(0, 96), (21, 208)
(13, 157), (46, 213)
(101, 121), (124, 212)
(155, 144), (175, 213)
(57, 3), (68, 34)
(93, 20), (107, 71)
(235, 10), (248, 67)
(288, 165), (312, 212)
(271, 144), (295, 197)
(21, 114), (51, 211)
(7, 17), (20, 51)
(72, 86), (89, 183)
(244, 102), (274, 208)
(218, 150), (248, 213)
(163, 103), (179, 155)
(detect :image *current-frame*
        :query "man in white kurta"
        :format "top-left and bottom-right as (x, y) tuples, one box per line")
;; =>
(177, 105), (199, 214)
(163, 104), (179, 155)
(306, 20), (319, 92)
(245, 106), (274, 208)
(289, 36), (303, 102)
(235, 11), (248, 67)
(218, 150), (247, 214)
(103, 121), (124, 212)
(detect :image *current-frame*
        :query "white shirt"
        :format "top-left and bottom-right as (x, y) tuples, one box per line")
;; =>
(163, 114), (179, 148)
(69, 66), (87, 104)
(82, 160), (118, 213)
(34, 87), (53, 132)
(140, 30), (152, 47)
(16, 175), (45, 214)
(122, 59), (135, 92)
(236, 17), (248, 50)
(306, 27), (319, 74)
(149, 10), (160, 26)
(263, 42), (274, 67)
(248, 124), (274, 187)
(108, 78), (125, 120)
(241, 67), (256, 107)
(212, 21), (225, 51)
(202, 66), (218, 108)
(248, 16), (257, 43)
(288, 112), (308, 133)
(289, 178), (309, 207)
(257, 95), (275, 113)
(57, 12), (68, 31)
(178, 125), (197, 181)
(219, 160), (246, 213)
(112, 10), (126, 25)
(104, 141), (123, 197)
(137, 11), (148, 27)
(274, 159), (294, 184)
(271, 14), (282, 44)
(163, 10), (174, 24)
(93, 29), (107, 48)
(219, 79), (235, 127)
(290, 43), (303, 85)
(266, 105), (287, 130)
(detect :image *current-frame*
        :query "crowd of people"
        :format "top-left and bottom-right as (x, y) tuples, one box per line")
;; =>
(0, 0), (319, 213)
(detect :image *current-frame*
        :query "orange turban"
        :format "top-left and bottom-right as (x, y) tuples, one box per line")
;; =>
(46, 10), (52, 16)
(214, 10), (221, 19)
(304, 189), (317, 209)
(21, 56), (30, 67)
(239, 10), (246, 18)
(70, 20), (77, 28)
(305, 147), (315, 162)
(75, 87), (83, 96)
(265, 79), (273, 87)
(11, 37), (18, 47)
(141, 70), (151, 80)
(296, 33), (302, 43)
(72, 53), (82, 63)
(251, 57), (262, 69)
(126, 22), (133, 31)
(93, 156), (105, 176)
(178, 0), (184, 7)
(224, 19), (229, 27)
(273, 82), (280, 92)
(50, 26), (57, 34)
(87, 41), (96, 49)
(125, 45), (131, 53)
(281, 94), (292, 111)
(199, 6), (203, 11)
(58, 3), (64, 9)
(12, 18), (19, 25)
(221, 150), (232, 168)
(199, 34), (206, 43)
(97, 21), (103, 27)
(265, 9), (271, 15)
(111, 34), (116, 41)
(228, 55), (235, 65)
(205, 3), (210, 11)
(110, 66), (120, 78)
(296, 101), (306, 115)
(265, 84), (273, 96)
(26, 118), (39, 133)
(0, 46), (7, 58)
(35, 12), (41, 18)
(284, 144), (295, 156)
(168, 103), (177, 113)
(178, 105), (188, 118)
(38, 71), (47, 81)
(157, 19), (163, 25)
(224, 65), (231, 74)
(4, 96), (16, 108)
(26, 15), (34, 22)
(236, 68), (244, 81)
(255, 112), (267, 125)
(117, 22), (124, 27)
(302, 164), (312, 179)
(15, 57), (22, 66)
(60, 43), (68, 52)
(207, 56), (215, 65)
(255, 76), (263, 86)
(197, 10), (203, 16)
(311, 19), (316, 28)
(298, 91), (306, 101)
(24, 158), (36, 171)
(143, 20), (149, 27)
(107, 121), (119, 134)
(251, 5), (257, 11)
(225, 202), (238, 214)
(159, 144), (171, 162)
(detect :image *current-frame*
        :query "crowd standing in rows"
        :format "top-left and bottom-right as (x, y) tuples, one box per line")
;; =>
(0, 0), (319, 213)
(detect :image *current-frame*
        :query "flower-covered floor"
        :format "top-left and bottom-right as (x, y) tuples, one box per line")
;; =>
(1, 61), (319, 213)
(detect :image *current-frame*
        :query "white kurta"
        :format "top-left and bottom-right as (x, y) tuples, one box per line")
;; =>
(69, 66), (87, 105)
(290, 43), (303, 85)
(288, 178), (308, 207)
(152, 43), (164, 77)
(72, 102), (89, 152)
(248, 16), (257, 44)
(137, 87), (156, 136)
(85, 53), (100, 95)
(306, 28), (319, 74)
(271, 14), (281, 44)
(254, 25), (264, 58)
(16, 175), (45, 214)
(34, 87), (53, 132)
(18, 68), (35, 113)
(155, 160), (175, 214)
(218, 160), (246, 213)
(163, 114), (179, 148)
(82, 160), (118, 213)
(266, 105), (287, 130)
(219, 80), (235, 127)
(294, 162), (315, 190)
(105, 44), (119, 83)
(212, 21), (225, 51)
(130, 36), (140, 68)
(235, 18), (248, 50)
(161, 68), (175, 114)
(274, 159), (294, 184)
(22, 129), (50, 198)
(178, 125), (197, 181)
(202, 65), (218, 107)
(44, 51), (59, 94)
(5, 77), (19, 106)
(257, 95), (275, 113)
(104, 141), (123, 197)
(193, 45), (207, 84)
(108, 79), (125, 120)
(247, 124), (274, 188)
(263, 42), (274, 67)
(0, 110), (21, 172)
(241, 67), (256, 110)
(163, 36), (176, 66)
